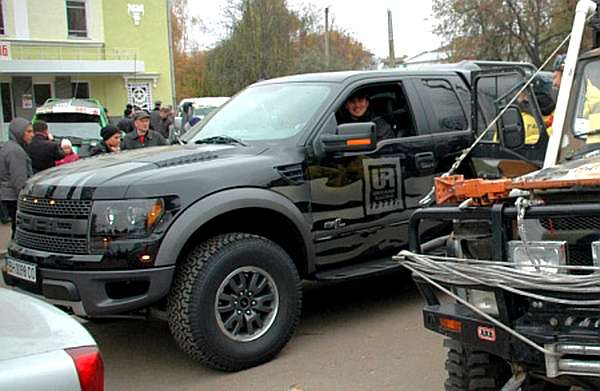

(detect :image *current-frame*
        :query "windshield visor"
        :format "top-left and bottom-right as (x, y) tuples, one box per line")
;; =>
(183, 83), (332, 142)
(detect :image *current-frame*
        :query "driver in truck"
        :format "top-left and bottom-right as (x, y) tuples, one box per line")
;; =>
(337, 90), (395, 141)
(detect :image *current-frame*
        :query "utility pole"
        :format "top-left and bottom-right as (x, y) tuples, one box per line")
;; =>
(387, 9), (395, 68)
(325, 7), (330, 68)
(166, 0), (177, 109)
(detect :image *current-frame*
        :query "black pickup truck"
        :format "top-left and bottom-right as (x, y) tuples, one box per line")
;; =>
(2, 63), (548, 371)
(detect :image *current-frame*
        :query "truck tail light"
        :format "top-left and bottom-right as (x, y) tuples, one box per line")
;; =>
(66, 346), (105, 391)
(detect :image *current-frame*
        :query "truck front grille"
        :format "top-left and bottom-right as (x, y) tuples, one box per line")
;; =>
(537, 218), (599, 272)
(18, 197), (92, 218)
(16, 197), (91, 255)
(540, 216), (600, 231)
(14, 229), (89, 254)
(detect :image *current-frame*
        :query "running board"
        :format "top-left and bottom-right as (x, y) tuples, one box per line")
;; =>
(546, 343), (600, 378)
(313, 258), (403, 282)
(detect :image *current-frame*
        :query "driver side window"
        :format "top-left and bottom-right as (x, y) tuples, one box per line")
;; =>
(334, 82), (416, 142)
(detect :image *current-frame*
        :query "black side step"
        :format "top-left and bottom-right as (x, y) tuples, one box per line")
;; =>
(313, 258), (403, 282)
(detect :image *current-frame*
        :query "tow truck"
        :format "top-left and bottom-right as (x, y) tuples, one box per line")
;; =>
(399, 1), (600, 389)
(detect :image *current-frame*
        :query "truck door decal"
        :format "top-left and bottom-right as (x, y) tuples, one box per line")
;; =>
(363, 157), (402, 215)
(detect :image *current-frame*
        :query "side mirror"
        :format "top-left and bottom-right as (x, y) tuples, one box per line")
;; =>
(174, 116), (183, 131)
(499, 105), (525, 150)
(320, 122), (377, 154)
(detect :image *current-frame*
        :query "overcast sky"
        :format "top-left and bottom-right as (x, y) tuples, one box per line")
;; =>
(189, 0), (439, 60)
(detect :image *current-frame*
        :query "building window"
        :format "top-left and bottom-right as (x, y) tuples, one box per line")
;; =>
(0, 1), (5, 35)
(34, 84), (52, 107)
(71, 82), (90, 98)
(66, 0), (87, 38)
(1, 83), (13, 122)
(127, 82), (152, 110)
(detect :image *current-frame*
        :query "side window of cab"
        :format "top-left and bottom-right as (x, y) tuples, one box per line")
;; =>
(418, 78), (468, 133)
(333, 82), (418, 142)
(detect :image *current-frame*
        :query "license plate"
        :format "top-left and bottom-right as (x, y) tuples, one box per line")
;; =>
(5, 257), (37, 283)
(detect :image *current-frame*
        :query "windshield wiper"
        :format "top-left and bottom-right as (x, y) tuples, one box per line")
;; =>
(195, 136), (247, 147)
(175, 135), (187, 145)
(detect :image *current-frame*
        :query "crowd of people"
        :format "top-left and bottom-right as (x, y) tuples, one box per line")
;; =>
(0, 100), (178, 233)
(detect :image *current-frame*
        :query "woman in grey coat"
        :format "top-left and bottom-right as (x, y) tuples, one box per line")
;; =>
(0, 118), (33, 237)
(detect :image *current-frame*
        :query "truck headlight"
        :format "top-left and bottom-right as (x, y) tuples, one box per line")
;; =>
(455, 288), (499, 317)
(91, 199), (164, 239)
(508, 241), (567, 274)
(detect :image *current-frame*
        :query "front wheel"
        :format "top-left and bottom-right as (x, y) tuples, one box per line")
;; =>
(444, 339), (511, 391)
(167, 233), (302, 371)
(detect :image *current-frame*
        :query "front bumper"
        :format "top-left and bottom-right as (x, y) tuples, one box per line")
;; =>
(2, 255), (175, 317)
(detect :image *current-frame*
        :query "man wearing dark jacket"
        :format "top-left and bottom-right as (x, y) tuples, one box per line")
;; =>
(26, 120), (64, 173)
(122, 111), (167, 150)
(0, 118), (33, 236)
(338, 91), (395, 141)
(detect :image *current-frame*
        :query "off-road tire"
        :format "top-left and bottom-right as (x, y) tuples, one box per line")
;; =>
(444, 339), (511, 391)
(167, 233), (302, 371)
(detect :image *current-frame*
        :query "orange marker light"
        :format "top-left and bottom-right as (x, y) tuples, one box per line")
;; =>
(146, 200), (164, 227)
(440, 318), (462, 333)
(346, 138), (372, 146)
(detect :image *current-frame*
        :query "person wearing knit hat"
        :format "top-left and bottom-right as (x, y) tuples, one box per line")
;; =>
(55, 138), (80, 166)
(90, 125), (122, 156)
(0, 117), (33, 236)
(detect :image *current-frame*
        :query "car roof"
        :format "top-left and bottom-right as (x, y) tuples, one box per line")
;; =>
(251, 60), (550, 87)
(252, 61), (508, 87)
(0, 288), (96, 361)
(40, 98), (103, 109)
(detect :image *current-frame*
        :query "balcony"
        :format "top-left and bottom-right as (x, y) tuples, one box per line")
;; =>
(0, 44), (145, 75)
(10, 45), (138, 61)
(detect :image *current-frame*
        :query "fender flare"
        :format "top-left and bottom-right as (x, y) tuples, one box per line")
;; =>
(154, 188), (315, 273)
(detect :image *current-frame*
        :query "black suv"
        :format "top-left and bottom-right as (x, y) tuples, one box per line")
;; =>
(2, 64), (548, 371)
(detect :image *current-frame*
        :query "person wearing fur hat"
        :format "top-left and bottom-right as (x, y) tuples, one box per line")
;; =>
(0, 117), (33, 236)
(55, 138), (80, 166)
(90, 125), (122, 156)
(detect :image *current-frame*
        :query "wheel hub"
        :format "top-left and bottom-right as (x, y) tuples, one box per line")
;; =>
(215, 266), (280, 342)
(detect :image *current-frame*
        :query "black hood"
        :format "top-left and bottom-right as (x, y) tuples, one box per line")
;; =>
(23, 144), (265, 200)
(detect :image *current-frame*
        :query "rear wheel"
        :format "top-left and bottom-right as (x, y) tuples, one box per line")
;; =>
(167, 233), (302, 371)
(444, 339), (511, 391)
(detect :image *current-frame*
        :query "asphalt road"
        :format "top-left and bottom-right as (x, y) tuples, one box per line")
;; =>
(86, 272), (446, 391)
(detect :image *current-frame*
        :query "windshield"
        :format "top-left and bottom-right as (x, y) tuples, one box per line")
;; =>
(193, 106), (218, 118)
(45, 122), (102, 140)
(560, 60), (600, 162)
(183, 83), (332, 142)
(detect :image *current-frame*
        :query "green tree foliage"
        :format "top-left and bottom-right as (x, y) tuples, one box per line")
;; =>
(201, 0), (373, 96)
(433, 0), (582, 67)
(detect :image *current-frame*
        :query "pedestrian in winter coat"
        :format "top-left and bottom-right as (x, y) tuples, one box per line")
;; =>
(26, 120), (64, 173)
(157, 106), (174, 139)
(150, 100), (162, 131)
(55, 138), (80, 166)
(122, 111), (167, 150)
(0, 118), (33, 237)
(90, 125), (121, 155)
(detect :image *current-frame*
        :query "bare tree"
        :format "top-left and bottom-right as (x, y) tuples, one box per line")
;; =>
(433, 0), (580, 67)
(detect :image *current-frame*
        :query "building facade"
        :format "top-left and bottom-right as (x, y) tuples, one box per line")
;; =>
(0, 0), (174, 132)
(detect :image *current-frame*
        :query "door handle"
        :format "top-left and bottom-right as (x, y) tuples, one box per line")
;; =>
(415, 152), (435, 171)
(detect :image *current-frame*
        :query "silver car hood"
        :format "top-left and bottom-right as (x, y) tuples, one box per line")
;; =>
(0, 288), (96, 361)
